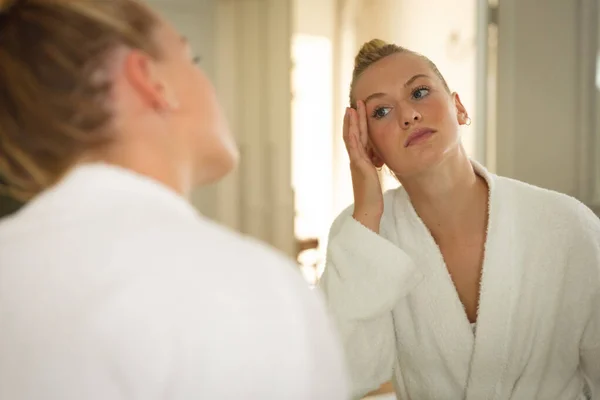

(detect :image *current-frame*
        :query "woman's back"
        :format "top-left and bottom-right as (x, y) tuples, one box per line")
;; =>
(0, 163), (348, 400)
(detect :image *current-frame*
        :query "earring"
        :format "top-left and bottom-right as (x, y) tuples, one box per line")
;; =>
(465, 116), (472, 126)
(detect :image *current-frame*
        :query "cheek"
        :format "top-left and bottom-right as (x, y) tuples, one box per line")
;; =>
(368, 119), (398, 145)
(367, 121), (401, 159)
(424, 100), (462, 143)
(174, 69), (211, 113)
(425, 98), (456, 124)
(366, 122), (383, 146)
(195, 82), (233, 145)
(419, 100), (438, 118)
(169, 72), (218, 140)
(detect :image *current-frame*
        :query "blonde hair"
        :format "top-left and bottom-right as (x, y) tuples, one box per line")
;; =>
(350, 39), (450, 106)
(0, 0), (160, 201)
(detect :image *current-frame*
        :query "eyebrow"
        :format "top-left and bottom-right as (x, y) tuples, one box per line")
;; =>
(404, 73), (430, 87)
(363, 74), (431, 104)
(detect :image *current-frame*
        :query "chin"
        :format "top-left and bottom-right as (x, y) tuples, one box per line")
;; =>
(195, 147), (239, 186)
(389, 142), (450, 178)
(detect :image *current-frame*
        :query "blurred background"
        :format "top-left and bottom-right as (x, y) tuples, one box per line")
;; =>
(0, 0), (598, 398)
(1, 0), (599, 281)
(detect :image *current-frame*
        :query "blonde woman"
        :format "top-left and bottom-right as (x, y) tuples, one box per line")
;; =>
(0, 1), (347, 399)
(321, 39), (599, 399)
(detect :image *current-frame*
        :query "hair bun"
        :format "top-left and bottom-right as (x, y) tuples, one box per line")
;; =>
(358, 39), (390, 55)
(354, 38), (394, 70)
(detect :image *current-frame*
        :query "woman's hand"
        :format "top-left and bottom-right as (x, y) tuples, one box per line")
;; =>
(343, 100), (384, 233)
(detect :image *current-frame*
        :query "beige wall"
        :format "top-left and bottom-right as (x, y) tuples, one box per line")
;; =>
(496, 0), (599, 208)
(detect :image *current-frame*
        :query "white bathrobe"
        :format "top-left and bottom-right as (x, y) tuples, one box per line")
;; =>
(0, 164), (348, 400)
(321, 161), (600, 400)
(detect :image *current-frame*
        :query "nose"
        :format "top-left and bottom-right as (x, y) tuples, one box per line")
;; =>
(400, 107), (421, 128)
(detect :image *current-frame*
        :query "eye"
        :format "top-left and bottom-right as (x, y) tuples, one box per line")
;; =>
(372, 107), (391, 120)
(412, 86), (430, 100)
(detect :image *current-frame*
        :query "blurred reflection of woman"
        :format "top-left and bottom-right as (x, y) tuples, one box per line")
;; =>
(0, 1), (347, 399)
(320, 39), (599, 400)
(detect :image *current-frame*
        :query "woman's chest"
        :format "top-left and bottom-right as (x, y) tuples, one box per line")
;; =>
(438, 237), (486, 323)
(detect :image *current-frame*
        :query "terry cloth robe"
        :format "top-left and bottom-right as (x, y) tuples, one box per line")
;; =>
(0, 164), (348, 400)
(321, 161), (600, 400)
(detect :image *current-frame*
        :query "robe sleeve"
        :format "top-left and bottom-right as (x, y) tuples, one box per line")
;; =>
(318, 206), (422, 399)
(581, 289), (600, 398)
(577, 203), (600, 398)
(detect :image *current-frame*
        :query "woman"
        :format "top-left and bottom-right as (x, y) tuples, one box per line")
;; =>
(0, 1), (347, 399)
(320, 39), (600, 399)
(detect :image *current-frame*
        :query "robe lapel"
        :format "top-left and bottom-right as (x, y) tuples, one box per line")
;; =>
(464, 169), (521, 399)
(394, 191), (475, 391)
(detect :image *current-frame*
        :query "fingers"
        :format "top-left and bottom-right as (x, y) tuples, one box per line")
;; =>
(347, 108), (361, 162)
(349, 108), (362, 154)
(342, 107), (350, 145)
(349, 108), (369, 161)
(343, 106), (371, 166)
(356, 100), (369, 149)
(343, 108), (358, 162)
(343, 108), (357, 159)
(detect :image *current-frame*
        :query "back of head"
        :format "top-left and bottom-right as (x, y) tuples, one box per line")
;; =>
(350, 38), (450, 106)
(0, 0), (159, 201)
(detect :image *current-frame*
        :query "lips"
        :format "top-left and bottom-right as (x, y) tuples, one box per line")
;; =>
(404, 127), (437, 147)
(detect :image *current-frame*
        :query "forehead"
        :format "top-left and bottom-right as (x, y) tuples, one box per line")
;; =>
(353, 52), (433, 99)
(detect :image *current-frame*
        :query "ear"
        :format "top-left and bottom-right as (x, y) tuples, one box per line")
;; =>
(122, 49), (179, 111)
(452, 92), (470, 125)
(367, 144), (384, 168)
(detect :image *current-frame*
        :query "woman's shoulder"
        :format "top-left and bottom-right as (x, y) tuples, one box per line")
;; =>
(493, 174), (600, 233)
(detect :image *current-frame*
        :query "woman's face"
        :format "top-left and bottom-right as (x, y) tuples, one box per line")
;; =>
(352, 52), (469, 179)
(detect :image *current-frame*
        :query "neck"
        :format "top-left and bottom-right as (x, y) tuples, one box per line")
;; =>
(82, 140), (193, 199)
(399, 147), (488, 239)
